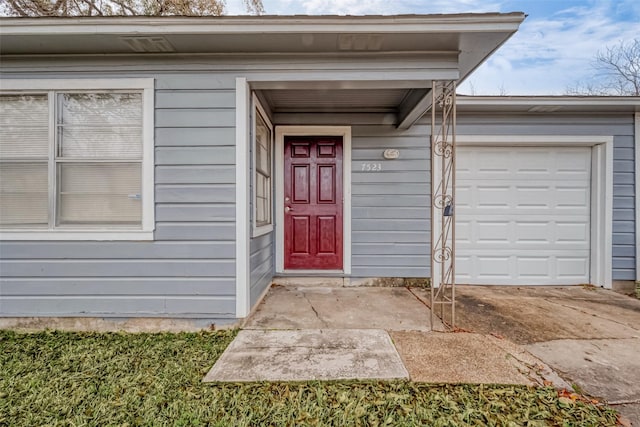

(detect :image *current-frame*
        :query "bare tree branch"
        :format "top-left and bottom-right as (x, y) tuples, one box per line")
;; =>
(1, 0), (263, 16)
(568, 38), (640, 96)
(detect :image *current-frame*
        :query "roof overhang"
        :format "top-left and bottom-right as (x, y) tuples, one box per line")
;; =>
(0, 14), (524, 81)
(0, 14), (526, 129)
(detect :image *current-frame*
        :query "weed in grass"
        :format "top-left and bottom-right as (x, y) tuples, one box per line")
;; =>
(0, 330), (618, 426)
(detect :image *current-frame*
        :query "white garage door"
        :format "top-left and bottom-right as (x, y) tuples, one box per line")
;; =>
(456, 146), (591, 285)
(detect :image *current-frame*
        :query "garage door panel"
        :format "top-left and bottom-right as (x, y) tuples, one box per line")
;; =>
(514, 221), (551, 243)
(456, 146), (591, 285)
(556, 186), (590, 208)
(474, 255), (511, 278)
(555, 150), (591, 178)
(516, 257), (551, 278)
(457, 252), (590, 285)
(475, 185), (510, 208)
(556, 221), (590, 243)
(476, 221), (510, 242)
(515, 186), (551, 208)
(457, 218), (589, 250)
(456, 220), (472, 243)
(556, 257), (590, 279)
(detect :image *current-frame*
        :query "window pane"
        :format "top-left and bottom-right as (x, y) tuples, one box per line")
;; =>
(58, 93), (142, 158)
(255, 112), (271, 175)
(57, 163), (141, 226)
(0, 163), (48, 227)
(0, 94), (49, 159)
(256, 173), (271, 226)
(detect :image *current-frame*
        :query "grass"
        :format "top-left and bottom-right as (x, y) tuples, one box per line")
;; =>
(0, 330), (618, 426)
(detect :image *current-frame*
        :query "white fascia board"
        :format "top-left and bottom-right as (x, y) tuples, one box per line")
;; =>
(0, 14), (525, 36)
(457, 96), (640, 109)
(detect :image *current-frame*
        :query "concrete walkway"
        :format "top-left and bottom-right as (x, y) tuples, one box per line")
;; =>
(455, 285), (640, 425)
(205, 285), (553, 387)
(204, 329), (409, 382)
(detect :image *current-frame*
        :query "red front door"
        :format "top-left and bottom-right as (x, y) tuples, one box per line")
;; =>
(284, 136), (343, 270)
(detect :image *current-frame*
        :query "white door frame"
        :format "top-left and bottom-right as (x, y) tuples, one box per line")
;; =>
(274, 126), (352, 274)
(448, 135), (613, 288)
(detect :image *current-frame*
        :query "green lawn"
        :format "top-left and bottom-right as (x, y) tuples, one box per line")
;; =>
(0, 330), (617, 426)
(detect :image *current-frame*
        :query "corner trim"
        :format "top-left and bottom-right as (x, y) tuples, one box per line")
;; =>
(275, 125), (352, 275)
(454, 135), (614, 288)
(235, 78), (251, 318)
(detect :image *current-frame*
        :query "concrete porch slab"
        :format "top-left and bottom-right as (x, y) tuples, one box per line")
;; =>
(203, 329), (409, 382)
(244, 285), (441, 331)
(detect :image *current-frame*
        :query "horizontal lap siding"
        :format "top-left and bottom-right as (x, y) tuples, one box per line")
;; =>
(0, 71), (238, 318)
(455, 113), (636, 281)
(250, 232), (274, 307)
(351, 125), (431, 278)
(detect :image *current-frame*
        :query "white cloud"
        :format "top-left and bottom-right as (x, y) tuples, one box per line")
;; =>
(460, 1), (640, 94)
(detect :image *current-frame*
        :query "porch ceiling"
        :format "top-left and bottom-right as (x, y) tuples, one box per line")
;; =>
(262, 88), (425, 114)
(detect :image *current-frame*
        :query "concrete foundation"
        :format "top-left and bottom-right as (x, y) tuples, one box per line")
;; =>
(0, 317), (238, 333)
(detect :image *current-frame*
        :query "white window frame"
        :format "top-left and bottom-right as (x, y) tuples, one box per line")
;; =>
(0, 78), (155, 241)
(251, 94), (274, 237)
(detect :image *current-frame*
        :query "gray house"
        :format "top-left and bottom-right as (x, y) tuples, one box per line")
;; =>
(0, 14), (638, 326)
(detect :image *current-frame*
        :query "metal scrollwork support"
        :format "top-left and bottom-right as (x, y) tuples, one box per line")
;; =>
(430, 80), (457, 329)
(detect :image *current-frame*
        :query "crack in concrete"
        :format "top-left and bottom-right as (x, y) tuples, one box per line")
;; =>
(302, 292), (328, 327)
(609, 398), (640, 405)
(543, 298), (640, 331)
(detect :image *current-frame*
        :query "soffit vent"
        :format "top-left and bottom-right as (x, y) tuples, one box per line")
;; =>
(337, 34), (383, 51)
(528, 105), (563, 113)
(121, 36), (175, 53)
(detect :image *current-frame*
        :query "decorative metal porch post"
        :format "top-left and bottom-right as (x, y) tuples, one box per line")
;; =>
(430, 80), (456, 329)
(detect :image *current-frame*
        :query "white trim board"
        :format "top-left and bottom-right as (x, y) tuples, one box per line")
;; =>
(235, 78), (251, 318)
(448, 135), (614, 288)
(275, 126), (352, 275)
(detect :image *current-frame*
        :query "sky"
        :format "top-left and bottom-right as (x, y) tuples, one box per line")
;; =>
(226, 0), (640, 95)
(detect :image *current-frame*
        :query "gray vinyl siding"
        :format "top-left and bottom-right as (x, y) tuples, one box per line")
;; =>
(248, 101), (274, 307)
(250, 232), (274, 307)
(0, 70), (238, 318)
(456, 113), (636, 281)
(351, 124), (431, 278)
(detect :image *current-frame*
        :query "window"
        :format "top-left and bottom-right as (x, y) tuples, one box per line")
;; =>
(0, 79), (154, 240)
(252, 96), (273, 236)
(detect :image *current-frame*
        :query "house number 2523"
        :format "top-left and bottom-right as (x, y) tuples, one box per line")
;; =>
(361, 163), (382, 172)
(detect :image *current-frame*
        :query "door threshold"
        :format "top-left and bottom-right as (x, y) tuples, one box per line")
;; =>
(277, 270), (345, 276)
(273, 275), (347, 287)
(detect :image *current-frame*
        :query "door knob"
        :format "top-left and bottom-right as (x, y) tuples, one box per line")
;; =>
(285, 206), (293, 213)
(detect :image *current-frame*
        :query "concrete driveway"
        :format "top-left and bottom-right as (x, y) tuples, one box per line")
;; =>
(455, 285), (640, 424)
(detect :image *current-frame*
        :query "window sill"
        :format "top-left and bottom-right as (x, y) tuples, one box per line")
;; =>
(0, 230), (154, 241)
(252, 224), (273, 238)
